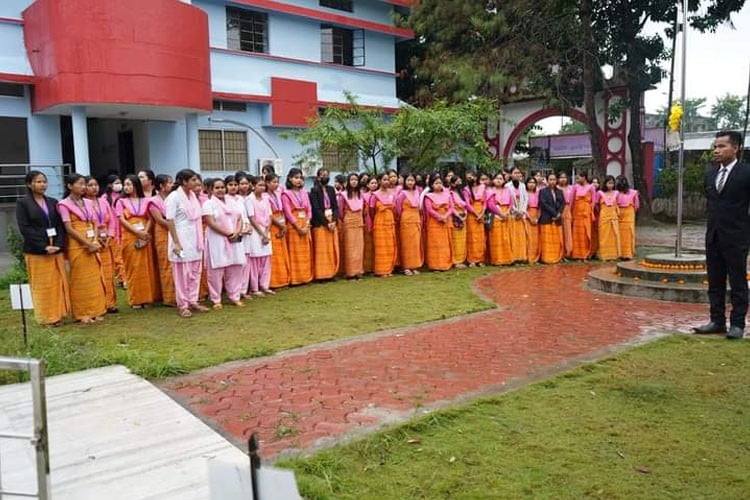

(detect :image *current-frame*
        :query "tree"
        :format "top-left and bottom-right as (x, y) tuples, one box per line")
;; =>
(558, 120), (588, 135)
(289, 92), (396, 175)
(711, 93), (745, 130)
(392, 99), (497, 173)
(656, 97), (716, 132)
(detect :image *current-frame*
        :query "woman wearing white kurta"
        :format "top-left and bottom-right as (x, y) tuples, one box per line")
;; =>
(202, 178), (246, 308)
(165, 169), (209, 318)
(245, 177), (274, 296)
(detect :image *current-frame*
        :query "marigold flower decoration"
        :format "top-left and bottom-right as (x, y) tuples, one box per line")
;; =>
(668, 102), (683, 132)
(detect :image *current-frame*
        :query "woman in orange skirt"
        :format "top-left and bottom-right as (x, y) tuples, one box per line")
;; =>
(369, 173), (398, 277)
(148, 174), (177, 306)
(395, 173), (423, 275)
(115, 175), (158, 308)
(616, 175), (639, 260)
(309, 168), (340, 281)
(281, 168), (313, 285)
(16, 170), (70, 326)
(558, 171), (574, 258)
(85, 176), (118, 313)
(449, 176), (468, 268)
(485, 173), (513, 266)
(362, 176), (379, 274)
(337, 173), (366, 279)
(462, 171), (486, 267)
(58, 174), (107, 324)
(596, 176), (622, 261)
(101, 175), (125, 287)
(571, 172), (596, 260)
(266, 173), (291, 288)
(424, 176), (455, 271)
(590, 176), (600, 257)
(538, 172), (566, 264)
(525, 176), (541, 264)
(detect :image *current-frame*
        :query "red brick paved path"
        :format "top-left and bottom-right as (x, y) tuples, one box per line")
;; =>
(163, 265), (705, 459)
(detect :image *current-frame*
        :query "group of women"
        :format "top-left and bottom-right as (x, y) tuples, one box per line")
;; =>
(15, 165), (638, 325)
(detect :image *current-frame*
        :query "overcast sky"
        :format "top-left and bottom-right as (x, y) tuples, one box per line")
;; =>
(538, 3), (750, 134)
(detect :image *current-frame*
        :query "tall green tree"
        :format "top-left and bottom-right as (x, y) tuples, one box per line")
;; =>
(558, 120), (589, 135)
(711, 93), (745, 130)
(657, 97), (716, 132)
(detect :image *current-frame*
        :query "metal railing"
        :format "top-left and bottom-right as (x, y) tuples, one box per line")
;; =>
(0, 164), (71, 204)
(0, 357), (50, 500)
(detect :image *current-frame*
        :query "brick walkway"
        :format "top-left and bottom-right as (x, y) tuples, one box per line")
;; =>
(163, 265), (706, 459)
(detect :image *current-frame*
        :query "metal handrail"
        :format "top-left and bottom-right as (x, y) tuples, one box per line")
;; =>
(0, 357), (50, 500)
(0, 164), (71, 204)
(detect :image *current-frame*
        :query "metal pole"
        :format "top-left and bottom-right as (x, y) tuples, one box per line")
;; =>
(675, 0), (688, 258)
(664, 10), (679, 168)
(29, 360), (50, 500)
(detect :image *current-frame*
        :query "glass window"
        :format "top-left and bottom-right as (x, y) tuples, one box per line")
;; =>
(212, 100), (247, 112)
(227, 7), (268, 54)
(321, 25), (365, 67)
(320, 0), (353, 12)
(322, 146), (358, 172)
(0, 83), (24, 98)
(199, 130), (248, 171)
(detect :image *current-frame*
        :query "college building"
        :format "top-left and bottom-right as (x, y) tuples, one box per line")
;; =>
(0, 0), (412, 203)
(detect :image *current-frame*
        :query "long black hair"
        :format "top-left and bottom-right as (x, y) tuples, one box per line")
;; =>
(63, 173), (85, 198)
(601, 175), (616, 192)
(345, 172), (361, 199)
(615, 175), (630, 193)
(102, 174), (121, 206)
(24, 170), (47, 195)
(171, 169), (199, 192)
(155, 174), (172, 194)
(286, 167), (304, 190)
(123, 174), (145, 198)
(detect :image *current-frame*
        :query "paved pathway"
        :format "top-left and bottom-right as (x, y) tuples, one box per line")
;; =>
(163, 265), (706, 460)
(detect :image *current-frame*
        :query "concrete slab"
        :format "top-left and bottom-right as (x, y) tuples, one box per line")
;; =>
(0, 365), (261, 500)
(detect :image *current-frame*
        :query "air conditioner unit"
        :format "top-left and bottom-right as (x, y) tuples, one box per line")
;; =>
(257, 158), (283, 175)
(300, 159), (322, 177)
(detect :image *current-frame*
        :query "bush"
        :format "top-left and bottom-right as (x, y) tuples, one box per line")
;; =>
(657, 162), (707, 198)
(1, 226), (28, 288)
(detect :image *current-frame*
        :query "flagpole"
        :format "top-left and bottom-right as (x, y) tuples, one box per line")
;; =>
(675, 0), (687, 258)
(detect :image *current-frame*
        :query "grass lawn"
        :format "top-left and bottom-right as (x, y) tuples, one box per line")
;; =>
(282, 335), (750, 499)
(0, 267), (495, 383)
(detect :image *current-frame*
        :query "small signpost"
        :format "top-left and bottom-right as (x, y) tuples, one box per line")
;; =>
(10, 283), (33, 347)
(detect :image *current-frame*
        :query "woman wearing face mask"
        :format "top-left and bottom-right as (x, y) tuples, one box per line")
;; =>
(102, 174), (126, 287)
(85, 176), (118, 312)
(115, 175), (158, 308)
(58, 173), (107, 324)
(16, 171), (70, 326)
(309, 168), (340, 281)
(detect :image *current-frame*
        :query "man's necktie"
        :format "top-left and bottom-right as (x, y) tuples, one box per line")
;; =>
(716, 167), (728, 193)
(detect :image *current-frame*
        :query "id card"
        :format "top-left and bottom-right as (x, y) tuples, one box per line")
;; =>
(46, 228), (57, 238)
(133, 222), (145, 231)
(297, 210), (306, 219)
(86, 228), (96, 239)
(324, 208), (333, 220)
(99, 229), (108, 239)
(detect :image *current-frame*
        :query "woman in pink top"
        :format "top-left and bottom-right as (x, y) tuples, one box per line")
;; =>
(558, 171), (574, 258)
(395, 173), (423, 276)
(424, 176), (455, 271)
(165, 169), (208, 318)
(485, 172), (513, 266)
(616, 175), (640, 260)
(281, 168), (314, 285)
(463, 170), (487, 266)
(570, 172), (596, 259)
(148, 175), (176, 307)
(85, 176), (118, 312)
(337, 173), (366, 279)
(58, 173), (107, 324)
(450, 176), (469, 268)
(361, 176), (379, 274)
(202, 178), (247, 308)
(246, 177), (275, 296)
(525, 176), (541, 264)
(369, 173), (398, 277)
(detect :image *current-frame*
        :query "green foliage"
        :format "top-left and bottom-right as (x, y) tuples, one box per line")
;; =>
(0, 226), (27, 288)
(558, 120), (588, 135)
(657, 151), (711, 197)
(287, 91), (396, 175)
(711, 93), (746, 130)
(284, 336), (750, 499)
(657, 98), (716, 132)
(392, 99), (497, 172)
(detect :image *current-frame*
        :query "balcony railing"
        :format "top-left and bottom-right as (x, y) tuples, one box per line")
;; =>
(0, 164), (71, 204)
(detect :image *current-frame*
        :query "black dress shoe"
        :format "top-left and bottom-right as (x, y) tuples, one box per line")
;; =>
(692, 322), (726, 334)
(726, 326), (745, 340)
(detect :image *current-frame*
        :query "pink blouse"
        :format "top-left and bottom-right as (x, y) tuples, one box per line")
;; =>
(596, 190), (618, 207)
(463, 185), (486, 215)
(450, 190), (469, 212)
(485, 187), (511, 216)
(337, 192), (364, 219)
(527, 190), (539, 209)
(267, 190), (284, 213)
(424, 190), (455, 220)
(616, 189), (640, 210)
(115, 197), (151, 218)
(394, 189), (420, 217)
(57, 197), (95, 224)
(281, 188), (312, 225)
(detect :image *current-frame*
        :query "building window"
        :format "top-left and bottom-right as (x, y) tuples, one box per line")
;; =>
(227, 7), (268, 54)
(321, 25), (364, 67)
(0, 83), (24, 98)
(322, 146), (358, 172)
(320, 0), (353, 12)
(212, 100), (247, 112)
(199, 130), (248, 171)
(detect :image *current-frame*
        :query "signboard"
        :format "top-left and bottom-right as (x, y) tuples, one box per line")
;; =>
(10, 284), (33, 310)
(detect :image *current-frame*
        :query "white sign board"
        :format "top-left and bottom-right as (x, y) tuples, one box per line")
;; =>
(10, 284), (33, 310)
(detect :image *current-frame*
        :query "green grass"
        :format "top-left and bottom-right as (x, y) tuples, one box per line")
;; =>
(282, 335), (750, 499)
(0, 267), (495, 383)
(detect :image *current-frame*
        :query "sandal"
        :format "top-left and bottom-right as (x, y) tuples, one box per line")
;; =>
(79, 317), (95, 325)
(230, 300), (245, 307)
(212, 303), (223, 310)
(178, 307), (192, 318)
(404, 269), (413, 276)
(252, 291), (265, 297)
(189, 303), (210, 313)
(261, 289), (276, 295)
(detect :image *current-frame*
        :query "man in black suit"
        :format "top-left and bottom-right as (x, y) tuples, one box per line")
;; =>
(693, 131), (750, 339)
